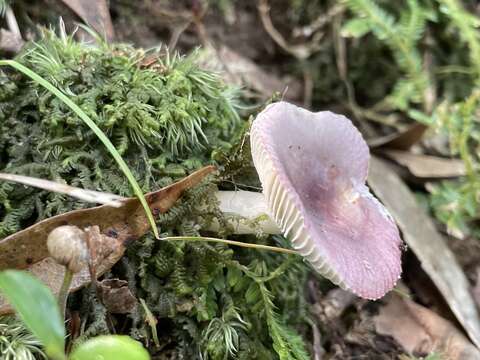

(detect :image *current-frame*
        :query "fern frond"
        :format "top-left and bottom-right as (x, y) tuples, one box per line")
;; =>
(437, 0), (480, 80)
(343, 0), (430, 108)
(257, 283), (309, 360)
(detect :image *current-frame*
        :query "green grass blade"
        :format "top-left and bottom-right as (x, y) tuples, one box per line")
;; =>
(162, 236), (298, 255)
(0, 59), (159, 238)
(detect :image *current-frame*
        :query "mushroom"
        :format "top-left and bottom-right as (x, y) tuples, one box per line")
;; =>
(47, 225), (89, 316)
(1, 102), (401, 300)
(216, 101), (402, 299)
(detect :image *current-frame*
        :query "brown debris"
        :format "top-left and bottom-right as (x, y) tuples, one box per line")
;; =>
(98, 279), (136, 314)
(381, 150), (466, 178)
(374, 294), (480, 359)
(369, 123), (428, 150)
(368, 157), (480, 348)
(198, 45), (302, 100)
(60, 0), (114, 41)
(320, 288), (357, 320)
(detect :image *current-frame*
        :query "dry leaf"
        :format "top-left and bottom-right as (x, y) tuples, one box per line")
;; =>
(198, 45), (302, 100)
(0, 173), (125, 207)
(375, 294), (480, 359)
(0, 28), (24, 53)
(0, 166), (214, 314)
(369, 123), (428, 150)
(368, 157), (480, 348)
(381, 150), (466, 178)
(60, 0), (114, 41)
(98, 279), (136, 314)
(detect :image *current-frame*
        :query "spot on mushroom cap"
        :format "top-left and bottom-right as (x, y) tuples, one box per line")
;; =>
(250, 101), (402, 299)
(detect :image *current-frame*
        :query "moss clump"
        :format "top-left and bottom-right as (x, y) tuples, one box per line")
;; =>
(0, 31), (310, 359)
(0, 30), (240, 236)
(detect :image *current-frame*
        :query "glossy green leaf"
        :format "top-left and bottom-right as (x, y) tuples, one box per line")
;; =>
(0, 270), (66, 360)
(70, 335), (150, 360)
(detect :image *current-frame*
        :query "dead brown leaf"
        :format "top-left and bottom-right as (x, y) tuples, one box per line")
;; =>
(368, 157), (480, 348)
(60, 0), (114, 41)
(375, 294), (480, 359)
(0, 166), (214, 314)
(369, 123), (428, 150)
(98, 279), (136, 314)
(198, 45), (302, 100)
(381, 150), (466, 178)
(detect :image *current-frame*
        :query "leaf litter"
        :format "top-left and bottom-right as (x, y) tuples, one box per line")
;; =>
(0, 166), (215, 314)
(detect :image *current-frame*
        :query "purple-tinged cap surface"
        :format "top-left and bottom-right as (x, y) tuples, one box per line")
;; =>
(250, 101), (402, 299)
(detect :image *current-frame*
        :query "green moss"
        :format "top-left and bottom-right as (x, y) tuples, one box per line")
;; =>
(0, 316), (46, 359)
(0, 29), (241, 235)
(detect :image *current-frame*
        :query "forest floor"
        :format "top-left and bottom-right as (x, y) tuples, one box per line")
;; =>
(2, 1), (480, 359)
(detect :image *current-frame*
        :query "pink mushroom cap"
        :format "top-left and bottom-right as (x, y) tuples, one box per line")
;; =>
(250, 101), (402, 299)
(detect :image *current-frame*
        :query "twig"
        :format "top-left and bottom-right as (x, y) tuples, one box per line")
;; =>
(5, 7), (20, 37)
(303, 68), (313, 108)
(422, 31), (437, 114)
(257, 0), (322, 60)
(168, 21), (191, 50)
(293, 4), (345, 38)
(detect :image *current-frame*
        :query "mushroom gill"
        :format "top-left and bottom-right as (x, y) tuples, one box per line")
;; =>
(250, 101), (402, 299)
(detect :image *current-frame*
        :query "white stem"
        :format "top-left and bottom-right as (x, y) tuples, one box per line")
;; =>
(214, 190), (280, 234)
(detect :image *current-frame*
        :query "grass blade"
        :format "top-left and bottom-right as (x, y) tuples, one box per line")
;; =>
(162, 236), (298, 255)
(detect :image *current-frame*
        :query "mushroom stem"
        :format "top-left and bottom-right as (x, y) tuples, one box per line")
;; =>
(58, 268), (74, 318)
(214, 190), (281, 234)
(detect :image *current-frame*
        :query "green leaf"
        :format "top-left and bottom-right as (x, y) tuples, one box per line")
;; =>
(0, 59), (159, 239)
(341, 18), (372, 38)
(0, 270), (66, 360)
(70, 335), (150, 360)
